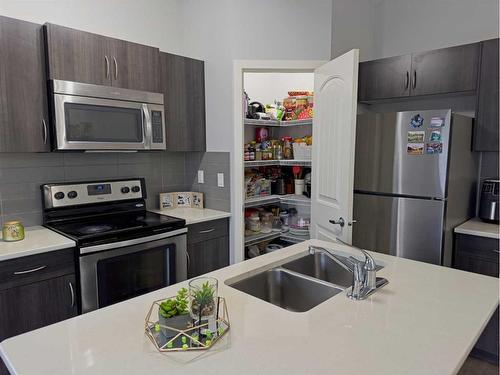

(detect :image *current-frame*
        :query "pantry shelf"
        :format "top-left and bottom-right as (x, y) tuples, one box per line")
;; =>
(244, 195), (281, 208)
(280, 233), (310, 244)
(244, 159), (311, 168)
(244, 232), (281, 246)
(279, 194), (311, 206)
(244, 118), (312, 127)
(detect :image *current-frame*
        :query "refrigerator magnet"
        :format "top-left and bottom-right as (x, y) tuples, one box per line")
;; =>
(410, 114), (424, 128)
(430, 117), (445, 127)
(407, 143), (424, 155)
(429, 130), (441, 142)
(426, 142), (443, 154)
(408, 131), (425, 143)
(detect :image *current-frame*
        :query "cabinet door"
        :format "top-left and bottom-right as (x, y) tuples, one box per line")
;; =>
(358, 54), (411, 101)
(109, 39), (159, 92)
(411, 43), (480, 96)
(160, 53), (206, 151)
(187, 237), (229, 278)
(0, 274), (77, 341)
(45, 23), (110, 85)
(0, 16), (49, 152)
(474, 38), (499, 151)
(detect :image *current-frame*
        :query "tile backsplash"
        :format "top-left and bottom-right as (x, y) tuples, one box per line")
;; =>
(0, 151), (230, 226)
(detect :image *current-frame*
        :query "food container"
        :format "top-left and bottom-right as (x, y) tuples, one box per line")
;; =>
(248, 216), (261, 233)
(279, 211), (290, 232)
(260, 212), (273, 233)
(294, 179), (305, 195)
(2, 221), (24, 242)
(255, 127), (269, 143)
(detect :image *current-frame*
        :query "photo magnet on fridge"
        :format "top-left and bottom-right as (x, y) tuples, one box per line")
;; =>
(430, 117), (445, 127)
(408, 131), (425, 143)
(407, 143), (424, 155)
(410, 114), (424, 128)
(426, 142), (443, 154)
(429, 130), (441, 142)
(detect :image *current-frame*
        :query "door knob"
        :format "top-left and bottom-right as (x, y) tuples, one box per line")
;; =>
(348, 220), (357, 226)
(329, 217), (345, 227)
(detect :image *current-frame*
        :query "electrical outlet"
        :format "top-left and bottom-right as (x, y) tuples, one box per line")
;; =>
(217, 173), (224, 188)
(197, 170), (204, 184)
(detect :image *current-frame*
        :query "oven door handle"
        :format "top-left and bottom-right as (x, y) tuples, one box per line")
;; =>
(79, 227), (187, 254)
(142, 104), (152, 149)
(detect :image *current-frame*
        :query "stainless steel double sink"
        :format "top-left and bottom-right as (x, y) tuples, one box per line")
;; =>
(226, 252), (362, 312)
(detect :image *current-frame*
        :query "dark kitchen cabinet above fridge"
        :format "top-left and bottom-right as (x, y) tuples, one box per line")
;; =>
(160, 52), (206, 151)
(359, 42), (480, 102)
(44, 23), (160, 92)
(474, 38), (499, 152)
(0, 16), (50, 152)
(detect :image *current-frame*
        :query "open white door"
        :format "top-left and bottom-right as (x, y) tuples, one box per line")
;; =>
(310, 49), (359, 244)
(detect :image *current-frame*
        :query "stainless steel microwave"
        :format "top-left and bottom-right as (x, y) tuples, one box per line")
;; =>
(50, 80), (166, 151)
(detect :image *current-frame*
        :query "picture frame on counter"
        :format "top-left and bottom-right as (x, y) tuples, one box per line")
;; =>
(160, 192), (204, 210)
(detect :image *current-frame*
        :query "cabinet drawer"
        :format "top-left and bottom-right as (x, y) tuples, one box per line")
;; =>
(455, 234), (499, 263)
(187, 219), (228, 244)
(0, 248), (75, 290)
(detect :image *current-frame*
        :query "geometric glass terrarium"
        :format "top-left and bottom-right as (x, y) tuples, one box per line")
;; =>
(145, 278), (230, 352)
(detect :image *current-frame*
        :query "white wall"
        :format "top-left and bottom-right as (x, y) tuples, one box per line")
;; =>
(0, 0), (184, 54)
(332, 0), (499, 61)
(244, 72), (314, 107)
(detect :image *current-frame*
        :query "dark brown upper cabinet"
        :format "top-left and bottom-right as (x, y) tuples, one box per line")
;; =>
(0, 16), (50, 152)
(160, 52), (206, 151)
(474, 38), (499, 152)
(411, 43), (479, 96)
(358, 55), (411, 101)
(45, 23), (159, 92)
(359, 43), (480, 102)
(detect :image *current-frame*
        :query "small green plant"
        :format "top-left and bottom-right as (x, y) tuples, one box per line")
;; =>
(159, 288), (188, 318)
(191, 281), (216, 317)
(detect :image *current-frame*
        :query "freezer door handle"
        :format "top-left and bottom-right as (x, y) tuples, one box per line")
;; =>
(329, 217), (345, 227)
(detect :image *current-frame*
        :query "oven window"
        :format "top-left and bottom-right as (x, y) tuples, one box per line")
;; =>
(64, 102), (143, 142)
(96, 245), (176, 308)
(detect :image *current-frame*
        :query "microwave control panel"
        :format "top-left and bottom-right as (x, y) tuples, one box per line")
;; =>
(151, 110), (164, 143)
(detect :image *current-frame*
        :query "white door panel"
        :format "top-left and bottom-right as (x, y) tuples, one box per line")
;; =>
(311, 49), (359, 243)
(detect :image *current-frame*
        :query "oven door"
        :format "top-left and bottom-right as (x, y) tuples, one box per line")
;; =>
(79, 231), (187, 313)
(54, 93), (150, 151)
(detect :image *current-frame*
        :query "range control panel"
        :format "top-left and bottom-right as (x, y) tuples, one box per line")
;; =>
(43, 179), (145, 208)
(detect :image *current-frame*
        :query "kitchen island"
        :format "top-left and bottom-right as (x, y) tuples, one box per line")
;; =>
(1, 239), (498, 375)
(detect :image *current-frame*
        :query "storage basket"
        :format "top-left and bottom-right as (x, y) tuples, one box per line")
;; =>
(292, 143), (312, 160)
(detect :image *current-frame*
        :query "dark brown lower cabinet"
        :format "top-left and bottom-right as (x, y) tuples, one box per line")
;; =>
(186, 219), (229, 278)
(454, 233), (499, 364)
(187, 237), (229, 278)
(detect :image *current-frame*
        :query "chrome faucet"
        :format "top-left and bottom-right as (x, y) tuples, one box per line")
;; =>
(308, 239), (388, 300)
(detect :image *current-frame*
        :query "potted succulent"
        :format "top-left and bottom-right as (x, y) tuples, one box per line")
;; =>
(189, 277), (218, 322)
(158, 287), (190, 338)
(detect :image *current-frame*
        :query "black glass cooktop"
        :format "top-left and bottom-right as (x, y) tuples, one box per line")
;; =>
(45, 211), (185, 244)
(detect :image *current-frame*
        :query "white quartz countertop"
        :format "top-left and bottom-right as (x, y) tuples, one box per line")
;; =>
(454, 218), (499, 239)
(149, 207), (231, 225)
(0, 226), (75, 262)
(1, 239), (498, 375)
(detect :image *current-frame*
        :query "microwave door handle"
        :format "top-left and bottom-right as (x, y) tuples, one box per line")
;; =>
(142, 104), (151, 148)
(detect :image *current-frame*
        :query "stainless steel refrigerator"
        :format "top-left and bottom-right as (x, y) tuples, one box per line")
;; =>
(352, 109), (478, 266)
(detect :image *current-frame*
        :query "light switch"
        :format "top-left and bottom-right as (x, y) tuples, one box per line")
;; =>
(217, 173), (224, 188)
(197, 170), (204, 184)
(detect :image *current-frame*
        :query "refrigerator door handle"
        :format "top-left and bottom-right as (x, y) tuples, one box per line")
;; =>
(348, 220), (357, 226)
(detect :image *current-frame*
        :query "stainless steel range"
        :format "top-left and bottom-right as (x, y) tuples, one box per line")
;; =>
(41, 178), (187, 313)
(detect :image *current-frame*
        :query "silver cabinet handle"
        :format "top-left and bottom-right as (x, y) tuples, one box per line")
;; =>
(113, 56), (118, 80)
(186, 251), (191, 270)
(405, 71), (409, 89)
(42, 119), (48, 144)
(199, 228), (215, 234)
(329, 217), (345, 227)
(412, 70), (417, 89)
(493, 250), (499, 254)
(13, 265), (46, 275)
(69, 282), (75, 308)
(104, 55), (110, 79)
(348, 220), (357, 227)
